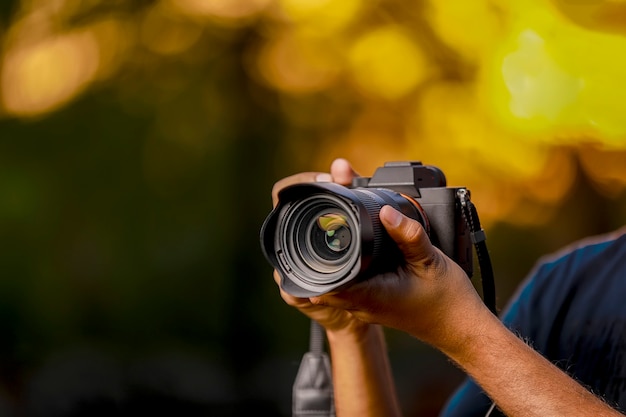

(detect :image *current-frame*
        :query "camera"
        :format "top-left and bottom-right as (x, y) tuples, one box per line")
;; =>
(260, 161), (473, 298)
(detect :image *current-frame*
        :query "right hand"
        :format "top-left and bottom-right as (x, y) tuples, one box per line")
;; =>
(271, 158), (370, 335)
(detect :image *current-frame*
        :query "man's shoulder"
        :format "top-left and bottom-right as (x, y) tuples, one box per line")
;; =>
(502, 226), (626, 327)
(533, 226), (626, 283)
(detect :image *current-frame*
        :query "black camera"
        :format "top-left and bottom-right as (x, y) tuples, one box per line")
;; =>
(260, 161), (474, 298)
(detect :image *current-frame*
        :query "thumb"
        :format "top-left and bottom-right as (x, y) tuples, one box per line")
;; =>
(379, 205), (436, 267)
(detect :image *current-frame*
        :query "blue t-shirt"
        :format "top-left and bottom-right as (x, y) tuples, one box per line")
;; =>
(441, 228), (626, 416)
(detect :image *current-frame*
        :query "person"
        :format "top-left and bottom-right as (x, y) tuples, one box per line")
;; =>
(271, 158), (626, 417)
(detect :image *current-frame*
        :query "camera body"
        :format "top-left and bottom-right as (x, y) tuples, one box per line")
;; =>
(260, 161), (473, 297)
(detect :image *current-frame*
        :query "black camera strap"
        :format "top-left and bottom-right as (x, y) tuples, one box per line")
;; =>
(292, 320), (335, 417)
(457, 189), (497, 316)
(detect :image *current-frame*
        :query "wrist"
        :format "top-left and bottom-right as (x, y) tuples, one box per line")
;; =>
(326, 321), (380, 345)
(437, 306), (502, 364)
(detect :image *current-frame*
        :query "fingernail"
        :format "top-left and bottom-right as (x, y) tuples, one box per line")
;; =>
(381, 205), (402, 228)
(316, 173), (332, 182)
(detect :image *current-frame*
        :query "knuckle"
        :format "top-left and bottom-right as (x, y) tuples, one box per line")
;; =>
(309, 296), (325, 306)
(404, 220), (425, 243)
(400, 220), (427, 250)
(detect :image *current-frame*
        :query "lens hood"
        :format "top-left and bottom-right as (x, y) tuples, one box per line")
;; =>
(260, 182), (421, 297)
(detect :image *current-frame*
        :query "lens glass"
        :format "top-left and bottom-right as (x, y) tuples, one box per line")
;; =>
(283, 195), (358, 280)
(303, 209), (352, 267)
(309, 213), (351, 260)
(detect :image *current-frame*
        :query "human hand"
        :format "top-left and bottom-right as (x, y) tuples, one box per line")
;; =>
(310, 205), (491, 352)
(271, 159), (371, 335)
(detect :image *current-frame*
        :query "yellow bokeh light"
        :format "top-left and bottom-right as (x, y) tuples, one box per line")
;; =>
(549, 0), (626, 35)
(426, 0), (502, 62)
(578, 145), (626, 197)
(410, 82), (550, 181)
(482, 2), (626, 143)
(168, 0), (272, 23)
(88, 18), (134, 81)
(402, 81), (581, 227)
(518, 147), (576, 205)
(1, 0), (625, 228)
(1, 29), (100, 117)
(502, 29), (582, 122)
(277, 0), (362, 34)
(348, 26), (430, 101)
(255, 30), (341, 94)
(141, 4), (203, 55)
(312, 104), (411, 173)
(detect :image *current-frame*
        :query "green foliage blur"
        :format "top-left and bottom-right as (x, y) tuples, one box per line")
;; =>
(0, 2), (311, 415)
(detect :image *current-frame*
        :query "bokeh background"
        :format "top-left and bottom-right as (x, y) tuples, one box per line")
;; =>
(1, 0), (626, 416)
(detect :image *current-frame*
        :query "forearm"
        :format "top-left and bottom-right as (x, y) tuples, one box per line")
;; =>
(442, 310), (623, 417)
(326, 324), (403, 417)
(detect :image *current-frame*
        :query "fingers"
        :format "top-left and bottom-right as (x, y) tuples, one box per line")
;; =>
(272, 270), (281, 286)
(310, 289), (366, 313)
(271, 158), (359, 206)
(330, 158), (359, 186)
(271, 171), (322, 206)
(273, 270), (307, 307)
(379, 205), (438, 268)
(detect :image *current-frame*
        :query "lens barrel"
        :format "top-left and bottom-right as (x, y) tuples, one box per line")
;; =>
(260, 182), (426, 297)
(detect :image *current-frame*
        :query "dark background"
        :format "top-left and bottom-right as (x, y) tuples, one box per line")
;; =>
(1, 1), (626, 416)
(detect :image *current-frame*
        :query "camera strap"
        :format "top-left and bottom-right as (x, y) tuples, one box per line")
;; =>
(457, 189), (497, 315)
(292, 320), (335, 417)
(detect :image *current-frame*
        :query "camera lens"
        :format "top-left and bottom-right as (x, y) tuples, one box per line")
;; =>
(261, 182), (426, 297)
